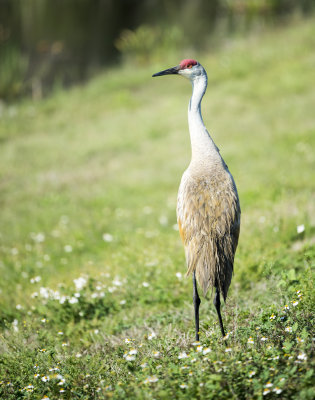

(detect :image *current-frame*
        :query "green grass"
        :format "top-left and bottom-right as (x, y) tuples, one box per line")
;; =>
(0, 17), (315, 399)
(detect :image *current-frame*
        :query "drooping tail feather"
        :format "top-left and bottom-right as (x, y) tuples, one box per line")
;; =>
(185, 237), (234, 300)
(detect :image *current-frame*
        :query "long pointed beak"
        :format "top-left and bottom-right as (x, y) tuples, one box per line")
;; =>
(152, 66), (179, 77)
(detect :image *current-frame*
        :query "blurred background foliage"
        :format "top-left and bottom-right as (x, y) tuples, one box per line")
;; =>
(0, 0), (314, 100)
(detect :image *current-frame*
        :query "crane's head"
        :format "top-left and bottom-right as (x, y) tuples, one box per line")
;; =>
(152, 59), (204, 81)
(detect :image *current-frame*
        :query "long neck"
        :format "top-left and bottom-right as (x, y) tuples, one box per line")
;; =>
(188, 72), (221, 168)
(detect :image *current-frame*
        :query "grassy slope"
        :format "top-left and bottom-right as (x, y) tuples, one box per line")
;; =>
(0, 18), (314, 399)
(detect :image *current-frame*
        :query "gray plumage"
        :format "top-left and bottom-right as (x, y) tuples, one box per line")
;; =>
(153, 58), (241, 339)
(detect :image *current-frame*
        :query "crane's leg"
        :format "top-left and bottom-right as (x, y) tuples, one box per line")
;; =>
(213, 287), (226, 338)
(193, 271), (201, 341)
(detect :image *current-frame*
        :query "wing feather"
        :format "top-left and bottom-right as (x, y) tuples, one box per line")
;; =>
(177, 171), (240, 299)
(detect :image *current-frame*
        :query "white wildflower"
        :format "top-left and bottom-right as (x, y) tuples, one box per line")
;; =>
(64, 245), (73, 253)
(102, 233), (113, 242)
(30, 276), (41, 284)
(68, 297), (78, 304)
(224, 331), (232, 340)
(148, 331), (157, 340)
(59, 295), (67, 304)
(179, 384), (188, 389)
(124, 354), (135, 361)
(73, 276), (87, 291)
(33, 232), (45, 243)
(12, 319), (18, 332)
(11, 248), (18, 255)
(297, 353), (307, 361)
(39, 287), (50, 299)
(49, 367), (59, 372)
(143, 376), (158, 384)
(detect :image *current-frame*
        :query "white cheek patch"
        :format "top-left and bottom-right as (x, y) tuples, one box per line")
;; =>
(179, 69), (192, 78)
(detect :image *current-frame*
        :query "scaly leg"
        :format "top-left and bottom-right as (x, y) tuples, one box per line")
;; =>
(193, 271), (201, 341)
(213, 287), (226, 338)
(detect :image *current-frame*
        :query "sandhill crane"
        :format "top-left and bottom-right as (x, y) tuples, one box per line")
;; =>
(152, 59), (240, 340)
